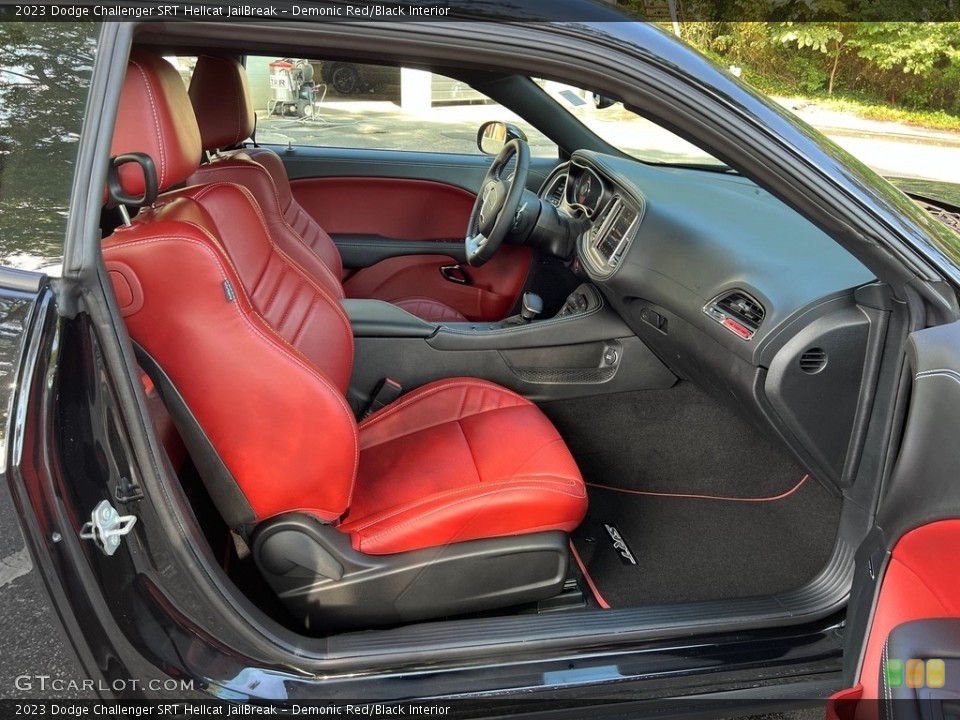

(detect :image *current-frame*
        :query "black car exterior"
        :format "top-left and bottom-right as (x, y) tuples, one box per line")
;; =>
(3, 5), (960, 716)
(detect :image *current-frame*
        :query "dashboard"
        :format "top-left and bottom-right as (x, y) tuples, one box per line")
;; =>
(540, 150), (875, 366)
(538, 150), (880, 488)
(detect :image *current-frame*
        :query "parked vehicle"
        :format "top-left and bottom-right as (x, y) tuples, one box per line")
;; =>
(2, 4), (960, 716)
(320, 60), (397, 95)
(318, 61), (486, 106)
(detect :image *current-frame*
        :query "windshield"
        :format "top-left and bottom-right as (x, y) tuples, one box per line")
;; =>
(538, 80), (729, 169)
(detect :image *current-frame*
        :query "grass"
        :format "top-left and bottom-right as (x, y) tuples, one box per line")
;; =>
(738, 69), (960, 133)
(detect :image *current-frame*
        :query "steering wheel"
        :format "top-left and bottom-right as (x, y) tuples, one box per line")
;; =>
(465, 137), (530, 267)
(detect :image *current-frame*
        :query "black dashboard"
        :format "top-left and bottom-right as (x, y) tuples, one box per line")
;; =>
(542, 150), (875, 365)
(540, 150), (881, 488)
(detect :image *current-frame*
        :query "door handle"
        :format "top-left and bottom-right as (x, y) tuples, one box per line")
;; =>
(440, 264), (471, 285)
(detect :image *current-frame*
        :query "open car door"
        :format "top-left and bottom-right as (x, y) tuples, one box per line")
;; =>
(830, 320), (960, 720)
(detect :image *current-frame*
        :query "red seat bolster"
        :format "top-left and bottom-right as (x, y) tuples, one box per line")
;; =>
(104, 197), (358, 524)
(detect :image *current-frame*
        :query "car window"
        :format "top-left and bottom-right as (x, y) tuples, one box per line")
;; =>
(538, 79), (728, 168)
(243, 56), (558, 157)
(164, 55), (196, 88)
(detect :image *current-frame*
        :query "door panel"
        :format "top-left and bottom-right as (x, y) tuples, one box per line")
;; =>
(277, 146), (558, 320)
(290, 177), (476, 241)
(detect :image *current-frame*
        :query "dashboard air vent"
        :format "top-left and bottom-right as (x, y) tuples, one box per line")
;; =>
(799, 348), (828, 374)
(716, 291), (765, 328)
(703, 290), (765, 340)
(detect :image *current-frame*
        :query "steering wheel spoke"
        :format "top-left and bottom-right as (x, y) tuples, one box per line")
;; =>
(468, 231), (497, 265)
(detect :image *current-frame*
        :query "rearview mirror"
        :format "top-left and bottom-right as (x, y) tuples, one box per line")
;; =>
(477, 121), (528, 155)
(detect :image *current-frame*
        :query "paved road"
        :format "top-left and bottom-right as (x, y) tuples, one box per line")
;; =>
(0, 477), (96, 699)
(829, 133), (960, 183)
(778, 97), (960, 184)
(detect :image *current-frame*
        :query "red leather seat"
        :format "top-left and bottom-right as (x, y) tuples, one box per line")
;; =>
(185, 54), (467, 323)
(102, 51), (586, 628)
(345, 378), (585, 554)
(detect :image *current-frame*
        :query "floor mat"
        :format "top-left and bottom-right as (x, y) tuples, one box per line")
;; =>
(570, 475), (842, 607)
(542, 382), (807, 498)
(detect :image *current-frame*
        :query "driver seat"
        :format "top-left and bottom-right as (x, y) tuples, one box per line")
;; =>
(103, 50), (587, 630)
(185, 54), (468, 323)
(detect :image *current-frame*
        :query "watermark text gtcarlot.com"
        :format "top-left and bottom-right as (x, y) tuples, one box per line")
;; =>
(14, 675), (195, 693)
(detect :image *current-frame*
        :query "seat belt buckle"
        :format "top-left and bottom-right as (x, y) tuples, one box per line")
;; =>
(362, 378), (403, 419)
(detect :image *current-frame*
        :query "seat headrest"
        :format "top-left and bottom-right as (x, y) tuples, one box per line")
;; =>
(188, 55), (255, 152)
(110, 50), (202, 196)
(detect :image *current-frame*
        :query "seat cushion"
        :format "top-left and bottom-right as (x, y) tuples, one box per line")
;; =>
(340, 378), (587, 554)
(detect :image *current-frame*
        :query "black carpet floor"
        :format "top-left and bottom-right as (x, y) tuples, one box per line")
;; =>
(570, 477), (840, 606)
(541, 383), (843, 607)
(543, 382), (813, 498)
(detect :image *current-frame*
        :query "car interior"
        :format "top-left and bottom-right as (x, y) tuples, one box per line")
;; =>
(90, 26), (900, 650)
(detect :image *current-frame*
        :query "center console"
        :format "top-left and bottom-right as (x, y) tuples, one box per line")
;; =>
(342, 284), (677, 411)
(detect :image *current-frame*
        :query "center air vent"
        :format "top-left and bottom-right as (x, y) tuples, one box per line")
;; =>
(703, 290), (765, 340)
(799, 348), (828, 374)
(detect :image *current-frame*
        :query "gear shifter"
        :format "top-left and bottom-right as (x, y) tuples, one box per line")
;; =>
(501, 292), (544, 327)
(520, 292), (543, 322)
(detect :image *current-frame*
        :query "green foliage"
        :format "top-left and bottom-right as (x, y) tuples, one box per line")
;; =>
(849, 22), (960, 74)
(774, 25), (841, 52)
(671, 20), (960, 118)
